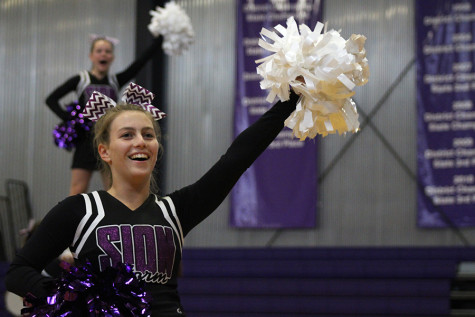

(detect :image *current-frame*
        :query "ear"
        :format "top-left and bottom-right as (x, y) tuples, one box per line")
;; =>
(98, 144), (111, 164)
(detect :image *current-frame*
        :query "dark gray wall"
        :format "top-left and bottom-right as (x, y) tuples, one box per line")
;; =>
(1, 0), (473, 248)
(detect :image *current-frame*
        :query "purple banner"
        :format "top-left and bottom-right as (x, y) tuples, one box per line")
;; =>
(230, 0), (322, 228)
(416, 0), (475, 227)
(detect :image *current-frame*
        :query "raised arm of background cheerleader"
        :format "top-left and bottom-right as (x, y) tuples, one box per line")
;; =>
(115, 37), (162, 86)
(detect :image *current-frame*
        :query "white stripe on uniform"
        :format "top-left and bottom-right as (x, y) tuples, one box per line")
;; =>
(155, 196), (183, 253)
(74, 191), (105, 258)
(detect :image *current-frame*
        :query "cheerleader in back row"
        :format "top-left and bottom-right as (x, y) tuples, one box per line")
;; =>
(46, 34), (162, 195)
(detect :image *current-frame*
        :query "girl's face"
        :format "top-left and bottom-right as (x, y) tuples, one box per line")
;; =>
(98, 111), (159, 186)
(89, 39), (115, 74)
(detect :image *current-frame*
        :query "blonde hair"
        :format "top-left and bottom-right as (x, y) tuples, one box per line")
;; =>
(90, 37), (115, 53)
(93, 104), (163, 193)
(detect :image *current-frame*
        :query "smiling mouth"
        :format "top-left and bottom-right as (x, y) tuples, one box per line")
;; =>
(129, 153), (149, 161)
(99, 60), (108, 65)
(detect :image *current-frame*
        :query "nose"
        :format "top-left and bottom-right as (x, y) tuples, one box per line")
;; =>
(134, 135), (146, 147)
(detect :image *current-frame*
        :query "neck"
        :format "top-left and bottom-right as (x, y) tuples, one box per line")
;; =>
(107, 181), (151, 210)
(90, 68), (107, 80)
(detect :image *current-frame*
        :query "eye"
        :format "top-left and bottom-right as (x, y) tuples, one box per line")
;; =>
(121, 132), (133, 138)
(144, 132), (156, 139)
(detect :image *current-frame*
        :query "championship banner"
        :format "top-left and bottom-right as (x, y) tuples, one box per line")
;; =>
(230, 0), (322, 228)
(416, 0), (475, 227)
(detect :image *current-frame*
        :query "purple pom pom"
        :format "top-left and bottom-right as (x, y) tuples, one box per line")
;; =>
(21, 261), (151, 317)
(52, 102), (93, 151)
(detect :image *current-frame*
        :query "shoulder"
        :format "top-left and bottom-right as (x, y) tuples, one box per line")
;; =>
(154, 194), (176, 209)
(50, 192), (111, 216)
(47, 191), (113, 220)
(57, 193), (86, 207)
(39, 193), (89, 229)
(65, 73), (81, 84)
(76, 191), (111, 211)
(49, 75), (80, 93)
(48, 193), (88, 216)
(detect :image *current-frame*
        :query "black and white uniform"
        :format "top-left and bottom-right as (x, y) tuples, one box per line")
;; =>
(6, 92), (299, 316)
(45, 38), (162, 170)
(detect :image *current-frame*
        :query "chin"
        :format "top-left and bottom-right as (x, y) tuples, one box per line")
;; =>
(130, 169), (153, 179)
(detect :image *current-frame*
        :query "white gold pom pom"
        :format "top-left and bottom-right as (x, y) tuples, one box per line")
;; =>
(148, 1), (195, 55)
(256, 17), (369, 139)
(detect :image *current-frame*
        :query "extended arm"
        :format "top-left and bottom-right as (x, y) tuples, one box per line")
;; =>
(116, 38), (162, 86)
(171, 91), (300, 234)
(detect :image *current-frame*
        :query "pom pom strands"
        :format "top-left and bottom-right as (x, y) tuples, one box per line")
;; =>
(256, 17), (369, 139)
(148, 1), (194, 55)
(21, 261), (151, 317)
(52, 102), (92, 151)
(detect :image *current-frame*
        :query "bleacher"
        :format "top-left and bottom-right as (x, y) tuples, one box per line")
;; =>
(179, 247), (475, 316)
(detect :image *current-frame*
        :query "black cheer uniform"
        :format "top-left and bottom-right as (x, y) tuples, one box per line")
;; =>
(6, 92), (299, 316)
(45, 38), (162, 170)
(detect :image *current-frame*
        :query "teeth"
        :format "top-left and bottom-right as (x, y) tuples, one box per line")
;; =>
(130, 153), (149, 160)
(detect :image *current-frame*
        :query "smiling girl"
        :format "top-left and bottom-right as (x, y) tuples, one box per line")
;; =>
(6, 83), (300, 316)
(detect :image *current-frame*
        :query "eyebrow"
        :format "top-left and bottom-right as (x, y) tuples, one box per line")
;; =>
(117, 126), (154, 132)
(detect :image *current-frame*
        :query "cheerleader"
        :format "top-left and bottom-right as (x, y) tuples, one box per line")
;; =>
(46, 35), (162, 195)
(6, 83), (300, 316)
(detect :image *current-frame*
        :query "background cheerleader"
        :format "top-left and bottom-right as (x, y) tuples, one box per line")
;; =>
(45, 34), (162, 195)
